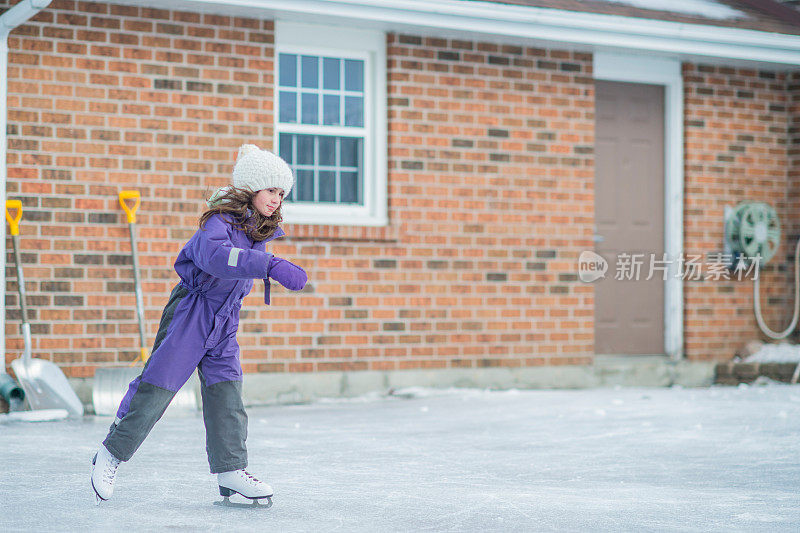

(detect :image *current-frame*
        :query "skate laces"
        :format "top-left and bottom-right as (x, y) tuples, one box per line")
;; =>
(103, 454), (121, 485)
(241, 470), (261, 486)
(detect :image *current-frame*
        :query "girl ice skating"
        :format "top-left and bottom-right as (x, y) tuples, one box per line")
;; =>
(91, 144), (308, 506)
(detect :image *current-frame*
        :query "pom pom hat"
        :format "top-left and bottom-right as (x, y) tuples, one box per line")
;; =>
(232, 144), (294, 196)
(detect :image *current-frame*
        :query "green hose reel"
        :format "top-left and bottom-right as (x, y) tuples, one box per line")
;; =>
(724, 202), (781, 265)
(725, 202), (800, 341)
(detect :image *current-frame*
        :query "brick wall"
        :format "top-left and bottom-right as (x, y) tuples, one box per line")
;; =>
(683, 63), (799, 361)
(3, 0), (284, 377)
(4, 0), (798, 381)
(3, 0), (597, 379)
(385, 34), (595, 369)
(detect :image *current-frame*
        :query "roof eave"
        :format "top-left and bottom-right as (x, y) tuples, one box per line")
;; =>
(105, 0), (800, 67)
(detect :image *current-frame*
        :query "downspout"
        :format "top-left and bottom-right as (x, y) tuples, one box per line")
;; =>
(0, 0), (52, 402)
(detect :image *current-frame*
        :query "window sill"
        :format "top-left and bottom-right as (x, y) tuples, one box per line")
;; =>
(279, 222), (399, 243)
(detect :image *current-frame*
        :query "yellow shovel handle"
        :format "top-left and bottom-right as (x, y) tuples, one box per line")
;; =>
(129, 347), (149, 366)
(5, 200), (22, 236)
(119, 190), (141, 224)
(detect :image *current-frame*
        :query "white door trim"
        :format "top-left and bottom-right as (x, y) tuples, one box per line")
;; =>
(593, 51), (684, 360)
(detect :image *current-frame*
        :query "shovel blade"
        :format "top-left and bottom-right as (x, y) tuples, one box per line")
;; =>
(11, 358), (84, 417)
(92, 367), (199, 417)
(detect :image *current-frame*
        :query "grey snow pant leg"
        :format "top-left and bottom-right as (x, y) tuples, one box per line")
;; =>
(103, 383), (176, 461)
(199, 370), (248, 474)
(102, 284), (188, 461)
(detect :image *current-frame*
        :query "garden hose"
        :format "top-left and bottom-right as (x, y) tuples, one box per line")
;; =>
(752, 238), (800, 383)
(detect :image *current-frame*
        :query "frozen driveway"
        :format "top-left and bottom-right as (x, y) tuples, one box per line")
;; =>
(2, 384), (800, 532)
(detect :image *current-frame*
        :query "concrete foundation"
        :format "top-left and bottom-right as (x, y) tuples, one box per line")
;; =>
(68, 355), (717, 412)
(240, 355), (717, 405)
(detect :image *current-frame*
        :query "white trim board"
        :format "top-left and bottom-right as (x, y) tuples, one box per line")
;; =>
(274, 21), (388, 227)
(104, 0), (800, 68)
(594, 51), (684, 360)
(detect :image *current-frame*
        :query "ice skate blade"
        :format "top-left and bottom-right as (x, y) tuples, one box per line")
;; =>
(214, 495), (273, 509)
(91, 481), (107, 504)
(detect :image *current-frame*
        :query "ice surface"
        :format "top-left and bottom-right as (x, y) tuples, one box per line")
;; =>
(745, 342), (800, 363)
(2, 385), (800, 532)
(601, 0), (744, 20)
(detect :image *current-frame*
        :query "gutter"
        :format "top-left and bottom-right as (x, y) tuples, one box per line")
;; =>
(0, 0), (52, 381)
(107, 0), (800, 66)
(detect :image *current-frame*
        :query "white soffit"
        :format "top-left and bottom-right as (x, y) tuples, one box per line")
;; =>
(100, 0), (800, 67)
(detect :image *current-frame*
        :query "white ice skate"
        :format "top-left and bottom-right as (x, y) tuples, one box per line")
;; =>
(91, 445), (121, 503)
(215, 469), (273, 509)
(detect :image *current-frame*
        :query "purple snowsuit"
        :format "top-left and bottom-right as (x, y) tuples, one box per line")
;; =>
(103, 213), (306, 473)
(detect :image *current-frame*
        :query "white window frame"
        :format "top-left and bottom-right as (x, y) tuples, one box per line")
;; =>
(275, 20), (387, 227)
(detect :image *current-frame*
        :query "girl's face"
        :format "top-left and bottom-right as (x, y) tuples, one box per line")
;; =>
(252, 188), (284, 217)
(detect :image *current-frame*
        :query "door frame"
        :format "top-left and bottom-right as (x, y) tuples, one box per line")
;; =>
(593, 51), (684, 360)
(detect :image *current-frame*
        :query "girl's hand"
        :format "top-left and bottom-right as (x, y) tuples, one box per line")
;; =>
(267, 256), (307, 291)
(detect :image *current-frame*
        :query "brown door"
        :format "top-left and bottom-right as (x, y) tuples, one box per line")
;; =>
(594, 80), (665, 355)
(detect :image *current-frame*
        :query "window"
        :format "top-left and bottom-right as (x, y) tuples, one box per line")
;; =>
(275, 22), (387, 226)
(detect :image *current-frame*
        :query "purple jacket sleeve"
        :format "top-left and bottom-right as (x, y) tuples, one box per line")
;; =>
(189, 214), (271, 280)
(252, 241), (308, 305)
(252, 238), (274, 305)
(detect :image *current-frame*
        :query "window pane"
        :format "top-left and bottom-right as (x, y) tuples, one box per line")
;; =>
(340, 137), (359, 168)
(301, 93), (318, 124)
(344, 96), (363, 127)
(297, 135), (315, 165)
(279, 91), (296, 123)
(319, 171), (336, 203)
(279, 133), (293, 163)
(340, 172), (358, 203)
(301, 55), (318, 88)
(296, 169), (315, 202)
(344, 59), (363, 92)
(323, 57), (340, 90)
(323, 94), (340, 126)
(279, 54), (297, 87)
(279, 135), (362, 205)
(318, 136), (336, 166)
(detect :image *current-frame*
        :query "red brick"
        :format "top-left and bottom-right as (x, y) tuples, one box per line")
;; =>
(3, 3), (787, 380)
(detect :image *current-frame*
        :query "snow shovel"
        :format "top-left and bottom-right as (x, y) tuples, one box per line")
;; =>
(1, 331), (25, 411)
(92, 191), (198, 416)
(6, 200), (84, 418)
(119, 190), (148, 367)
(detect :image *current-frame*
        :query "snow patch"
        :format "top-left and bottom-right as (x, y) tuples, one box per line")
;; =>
(314, 386), (525, 405)
(0, 408), (69, 423)
(744, 342), (800, 363)
(601, 0), (744, 20)
(390, 386), (521, 398)
(752, 376), (792, 387)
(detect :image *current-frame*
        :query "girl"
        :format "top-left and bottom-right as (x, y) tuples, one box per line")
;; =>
(91, 144), (307, 505)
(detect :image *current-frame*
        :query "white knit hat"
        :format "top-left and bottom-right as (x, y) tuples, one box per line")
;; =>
(232, 144), (294, 196)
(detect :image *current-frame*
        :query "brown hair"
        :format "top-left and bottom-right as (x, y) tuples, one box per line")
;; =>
(199, 186), (282, 242)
